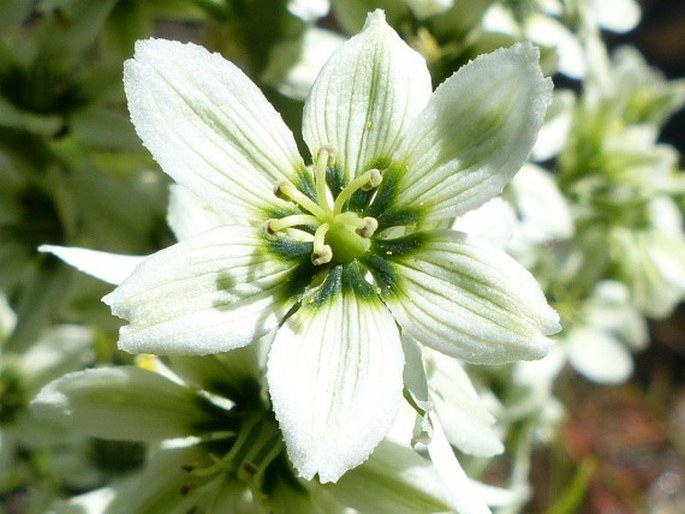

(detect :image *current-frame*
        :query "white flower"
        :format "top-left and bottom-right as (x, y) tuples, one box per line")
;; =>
(610, 197), (685, 319)
(564, 281), (648, 383)
(34, 348), (456, 514)
(287, 0), (329, 21)
(403, 0), (454, 19)
(507, 163), (574, 266)
(585, 0), (641, 33)
(262, 27), (346, 100)
(47, 11), (559, 482)
(482, 2), (585, 78)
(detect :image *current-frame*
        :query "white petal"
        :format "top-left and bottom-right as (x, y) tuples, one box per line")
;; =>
(262, 28), (346, 101)
(20, 325), (93, 392)
(166, 185), (232, 241)
(508, 163), (574, 247)
(393, 42), (553, 221)
(591, 0), (640, 32)
(39, 245), (144, 286)
(103, 226), (296, 355)
(531, 89), (575, 161)
(566, 328), (633, 384)
(452, 197), (515, 249)
(525, 14), (586, 78)
(0, 293), (17, 337)
(481, 4), (521, 36)
(287, 0), (329, 20)
(124, 38), (305, 219)
(31, 367), (219, 441)
(380, 230), (560, 364)
(586, 281), (648, 350)
(52, 487), (117, 514)
(427, 415), (492, 514)
(424, 348), (503, 456)
(404, 0), (453, 19)
(303, 10), (431, 181)
(267, 265), (404, 482)
(328, 439), (452, 513)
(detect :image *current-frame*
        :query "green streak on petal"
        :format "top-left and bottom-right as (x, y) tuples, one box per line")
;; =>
(265, 236), (312, 262)
(326, 164), (346, 201)
(373, 232), (427, 258)
(293, 167), (318, 203)
(362, 254), (400, 297)
(341, 261), (378, 300)
(366, 166), (421, 228)
(264, 236), (320, 304)
(348, 188), (375, 212)
(305, 265), (343, 308)
(366, 165), (401, 219)
(362, 234), (428, 300)
(300, 261), (379, 311)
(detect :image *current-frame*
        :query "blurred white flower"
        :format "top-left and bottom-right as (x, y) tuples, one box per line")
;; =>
(564, 280), (648, 383)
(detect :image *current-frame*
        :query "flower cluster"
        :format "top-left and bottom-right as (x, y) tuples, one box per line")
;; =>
(1, 0), (683, 512)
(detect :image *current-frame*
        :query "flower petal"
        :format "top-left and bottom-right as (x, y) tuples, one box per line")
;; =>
(262, 27), (346, 101)
(526, 13), (585, 78)
(426, 415), (492, 514)
(166, 185), (232, 241)
(124, 38), (305, 219)
(328, 439), (452, 513)
(423, 348), (503, 456)
(302, 10), (431, 181)
(591, 0), (640, 33)
(103, 226), (297, 355)
(267, 265), (404, 482)
(566, 328), (633, 384)
(31, 367), (222, 441)
(452, 197), (515, 249)
(39, 245), (144, 286)
(377, 230), (560, 364)
(392, 42), (552, 222)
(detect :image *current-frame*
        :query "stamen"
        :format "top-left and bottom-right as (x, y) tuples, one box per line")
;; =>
(332, 169), (383, 215)
(361, 169), (382, 191)
(273, 180), (328, 219)
(314, 148), (333, 216)
(356, 217), (379, 238)
(266, 214), (319, 235)
(311, 223), (332, 265)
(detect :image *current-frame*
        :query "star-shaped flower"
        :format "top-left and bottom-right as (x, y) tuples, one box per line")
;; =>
(96, 10), (559, 482)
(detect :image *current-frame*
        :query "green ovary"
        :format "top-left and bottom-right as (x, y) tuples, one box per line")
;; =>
(326, 214), (373, 264)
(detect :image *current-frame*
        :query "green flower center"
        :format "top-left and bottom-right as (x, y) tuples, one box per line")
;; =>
(267, 149), (381, 265)
(181, 411), (286, 504)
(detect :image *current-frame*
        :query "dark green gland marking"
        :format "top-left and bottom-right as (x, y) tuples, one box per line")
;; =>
(341, 260), (378, 299)
(302, 261), (381, 310)
(364, 165), (421, 229)
(304, 264), (343, 308)
(362, 254), (401, 297)
(265, 236), (312, 262)
(373, 232), (428, 258)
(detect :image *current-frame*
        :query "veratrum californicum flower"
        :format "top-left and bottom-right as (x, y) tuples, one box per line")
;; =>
(101, 10), (559, 483)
